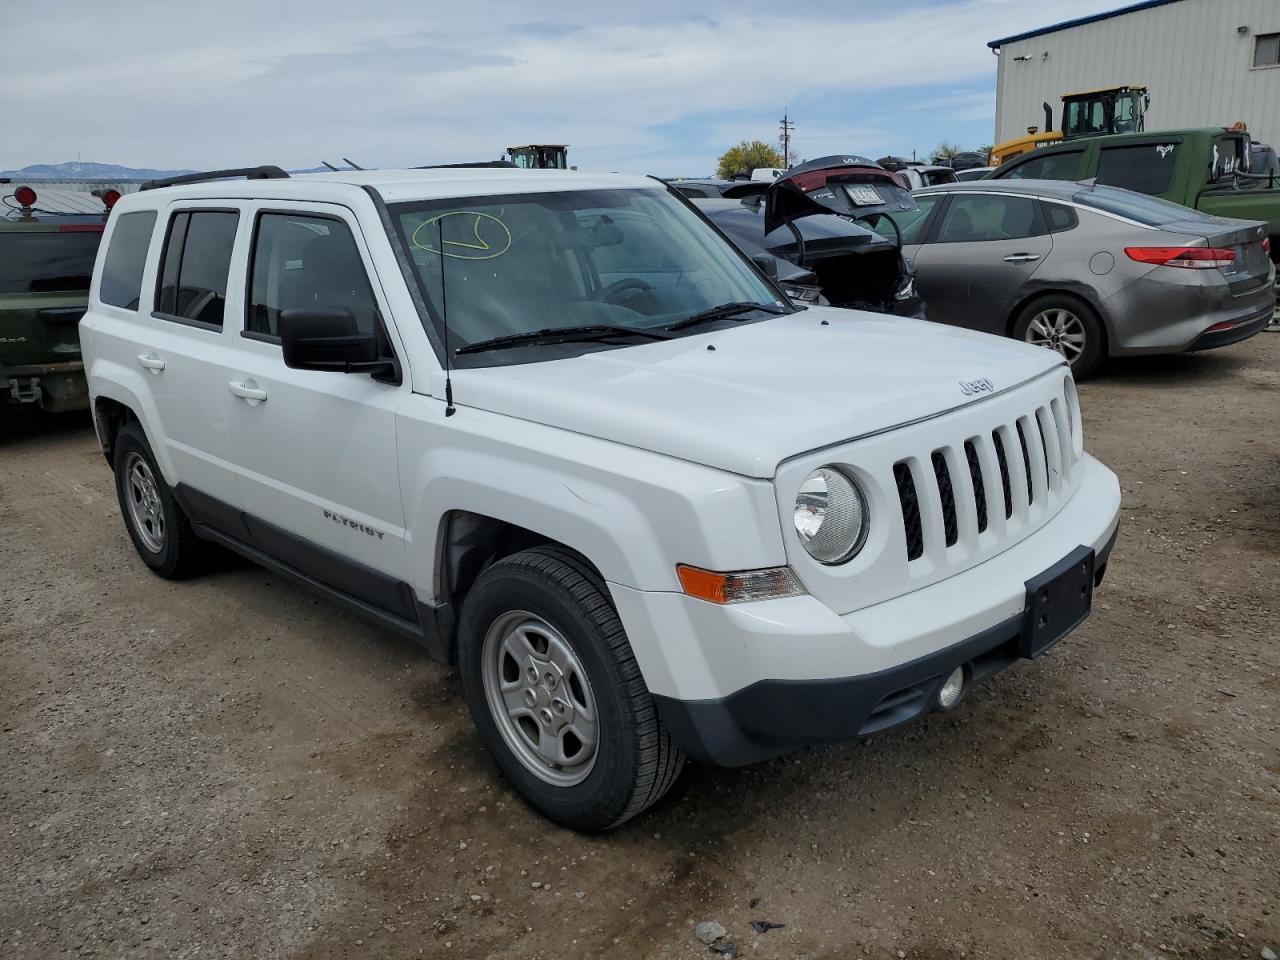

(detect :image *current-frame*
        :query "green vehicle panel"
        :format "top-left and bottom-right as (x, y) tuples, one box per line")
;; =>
(0, 214), (106, 413)
(991, 128), (1280, 261)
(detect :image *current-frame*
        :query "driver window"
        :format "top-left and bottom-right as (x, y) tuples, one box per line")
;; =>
(247, 213), (378, 338)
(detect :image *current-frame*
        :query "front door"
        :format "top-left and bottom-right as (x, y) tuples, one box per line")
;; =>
(224, 202), (414, 620)
(911, 192), (1053, 332)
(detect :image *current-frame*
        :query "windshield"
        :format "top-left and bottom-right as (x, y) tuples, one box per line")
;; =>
(0, 230), (103, 294)
(390, 188), (783, 365)
(1072, 186), (1217, 227)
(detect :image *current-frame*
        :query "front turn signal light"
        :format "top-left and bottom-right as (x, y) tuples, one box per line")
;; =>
(676, 564), (805, 604)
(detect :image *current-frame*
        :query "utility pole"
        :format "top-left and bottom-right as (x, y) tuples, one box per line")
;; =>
(779, 113), (795, 167)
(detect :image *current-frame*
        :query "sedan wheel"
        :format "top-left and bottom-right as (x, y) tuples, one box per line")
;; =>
(1025, 307), (1088, 365)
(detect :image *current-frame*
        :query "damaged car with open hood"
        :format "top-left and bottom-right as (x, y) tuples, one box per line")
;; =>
(82, 165), (1121, 832)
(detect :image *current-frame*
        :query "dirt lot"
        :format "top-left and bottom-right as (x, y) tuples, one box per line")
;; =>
(3, 335), (1278, 960)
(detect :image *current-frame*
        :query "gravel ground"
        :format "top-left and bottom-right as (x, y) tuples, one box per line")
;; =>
(2, 336), (1278, 960)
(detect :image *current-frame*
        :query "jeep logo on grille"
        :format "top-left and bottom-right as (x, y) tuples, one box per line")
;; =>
(959, 377), (994, 396)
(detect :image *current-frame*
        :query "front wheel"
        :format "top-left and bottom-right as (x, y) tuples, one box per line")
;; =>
(1013, 295), (1105, 379)
(457, 547), (684, 831)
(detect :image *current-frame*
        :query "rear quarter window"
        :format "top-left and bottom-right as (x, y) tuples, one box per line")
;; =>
(1095, 143), (1177, 195)
(99, 211), (157, 309)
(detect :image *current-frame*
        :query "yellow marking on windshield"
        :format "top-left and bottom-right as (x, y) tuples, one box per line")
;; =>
(411, 211), (513, 260)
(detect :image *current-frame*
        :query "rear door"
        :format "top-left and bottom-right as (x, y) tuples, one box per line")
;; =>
(129, 203), (250, 515)
(910, 192), (1053, 331)
(223, 201), (413, 614)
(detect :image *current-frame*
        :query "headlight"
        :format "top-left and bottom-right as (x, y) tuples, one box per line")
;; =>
(793, 466), (868, 564)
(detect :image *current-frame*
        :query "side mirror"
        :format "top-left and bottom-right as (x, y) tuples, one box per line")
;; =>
(751, 253), (780, 280)
(279, 307), (380, 373)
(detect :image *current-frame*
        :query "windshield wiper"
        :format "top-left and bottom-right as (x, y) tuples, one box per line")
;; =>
(456, 324), (675, 356)
(664, 301), (788, 332)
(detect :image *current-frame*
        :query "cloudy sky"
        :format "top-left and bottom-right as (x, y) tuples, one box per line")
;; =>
(5, 0), (1123, 176)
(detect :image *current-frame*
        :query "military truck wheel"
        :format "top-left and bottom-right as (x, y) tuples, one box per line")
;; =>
(112, 422), (206, 579)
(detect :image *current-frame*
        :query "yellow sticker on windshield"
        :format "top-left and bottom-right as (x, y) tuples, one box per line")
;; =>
(411, 211), (513, 260)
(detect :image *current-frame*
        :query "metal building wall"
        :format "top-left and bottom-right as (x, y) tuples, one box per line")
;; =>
(993, 0), (1280, 149)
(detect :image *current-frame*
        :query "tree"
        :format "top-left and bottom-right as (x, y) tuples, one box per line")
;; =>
(931, 141), (961, 164)
(716, 140), (785, 180)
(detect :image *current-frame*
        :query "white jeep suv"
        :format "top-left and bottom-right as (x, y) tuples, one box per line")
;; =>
(81, 165), (1121, 831)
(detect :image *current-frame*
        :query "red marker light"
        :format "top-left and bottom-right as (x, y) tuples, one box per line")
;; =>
(102, 189), (121, 210)
(14, 185), (37, 207)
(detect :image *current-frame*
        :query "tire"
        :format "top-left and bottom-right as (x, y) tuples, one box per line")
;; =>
(457, 546), (685, 832)
(1012, 294), (1106, 379)
(112, 422), (206, 579)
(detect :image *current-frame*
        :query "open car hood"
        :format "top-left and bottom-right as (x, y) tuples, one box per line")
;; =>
(765, 168), (918, 235)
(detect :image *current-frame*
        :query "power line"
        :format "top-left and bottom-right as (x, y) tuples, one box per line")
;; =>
(779, 113), (795, 167)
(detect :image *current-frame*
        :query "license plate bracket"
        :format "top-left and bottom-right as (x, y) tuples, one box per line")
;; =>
(1021, 545), (1095, 659)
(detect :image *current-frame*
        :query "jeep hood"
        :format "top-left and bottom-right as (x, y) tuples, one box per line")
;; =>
(455, 308), (1064, 478)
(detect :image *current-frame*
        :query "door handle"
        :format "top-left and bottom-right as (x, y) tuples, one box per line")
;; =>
(228, 380), (268, 403)
(136, 352), (165, 373)
(1003, 253), (1042, 263)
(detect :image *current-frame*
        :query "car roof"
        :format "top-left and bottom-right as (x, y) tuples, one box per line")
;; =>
(914, 178), (1089, 201)
(114, 168), (660, 209)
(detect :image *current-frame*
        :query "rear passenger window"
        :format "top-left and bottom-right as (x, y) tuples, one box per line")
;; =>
(155, 211), (238, 327)
(1001, 150), (1085, 181)
(1095, 144), (1177, 196)
(247, 213), (378, 338)
(1043, 203), (1078, 233)
(99, 212), (156, 309)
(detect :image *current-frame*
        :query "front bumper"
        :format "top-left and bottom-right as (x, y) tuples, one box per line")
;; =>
(654, 528), (1115, 766)
(610, 454), (1120, 766)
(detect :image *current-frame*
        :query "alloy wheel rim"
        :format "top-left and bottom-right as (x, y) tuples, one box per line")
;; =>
(124, 452), (165, 553)
(1026, 308), (1087, 363)
(480, 610), (600, 786)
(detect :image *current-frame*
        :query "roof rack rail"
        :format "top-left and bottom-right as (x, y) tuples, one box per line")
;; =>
(412, 160), (518, 169)
(140, 165), (291, 192)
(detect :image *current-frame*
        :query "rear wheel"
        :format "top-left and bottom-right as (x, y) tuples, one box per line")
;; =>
(1013, 295), (1105, 379)
(457, 546), (685, 832)
(112, 422), (206, 579)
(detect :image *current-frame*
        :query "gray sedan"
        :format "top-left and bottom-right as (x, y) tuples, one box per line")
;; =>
(893, 180), (1276, 376)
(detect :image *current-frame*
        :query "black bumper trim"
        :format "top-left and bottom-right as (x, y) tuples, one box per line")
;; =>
(1187, 306), (1273, 352)
(654, 529), (1117, 767)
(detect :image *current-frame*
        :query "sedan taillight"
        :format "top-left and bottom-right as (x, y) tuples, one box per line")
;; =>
(1124, 246), (1237, 269)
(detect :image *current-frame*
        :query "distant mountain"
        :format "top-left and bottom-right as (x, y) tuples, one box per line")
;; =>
(0, 161), (196, 181)
(2, 161), (357, 181)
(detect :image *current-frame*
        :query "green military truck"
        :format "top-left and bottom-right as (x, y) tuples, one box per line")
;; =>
(1, 184), (116, 424)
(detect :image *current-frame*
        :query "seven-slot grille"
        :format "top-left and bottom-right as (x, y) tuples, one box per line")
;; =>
(892, 397), (1074, 563)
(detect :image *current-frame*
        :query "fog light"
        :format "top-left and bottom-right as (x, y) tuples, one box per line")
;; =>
(937, 667), (965, 709)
